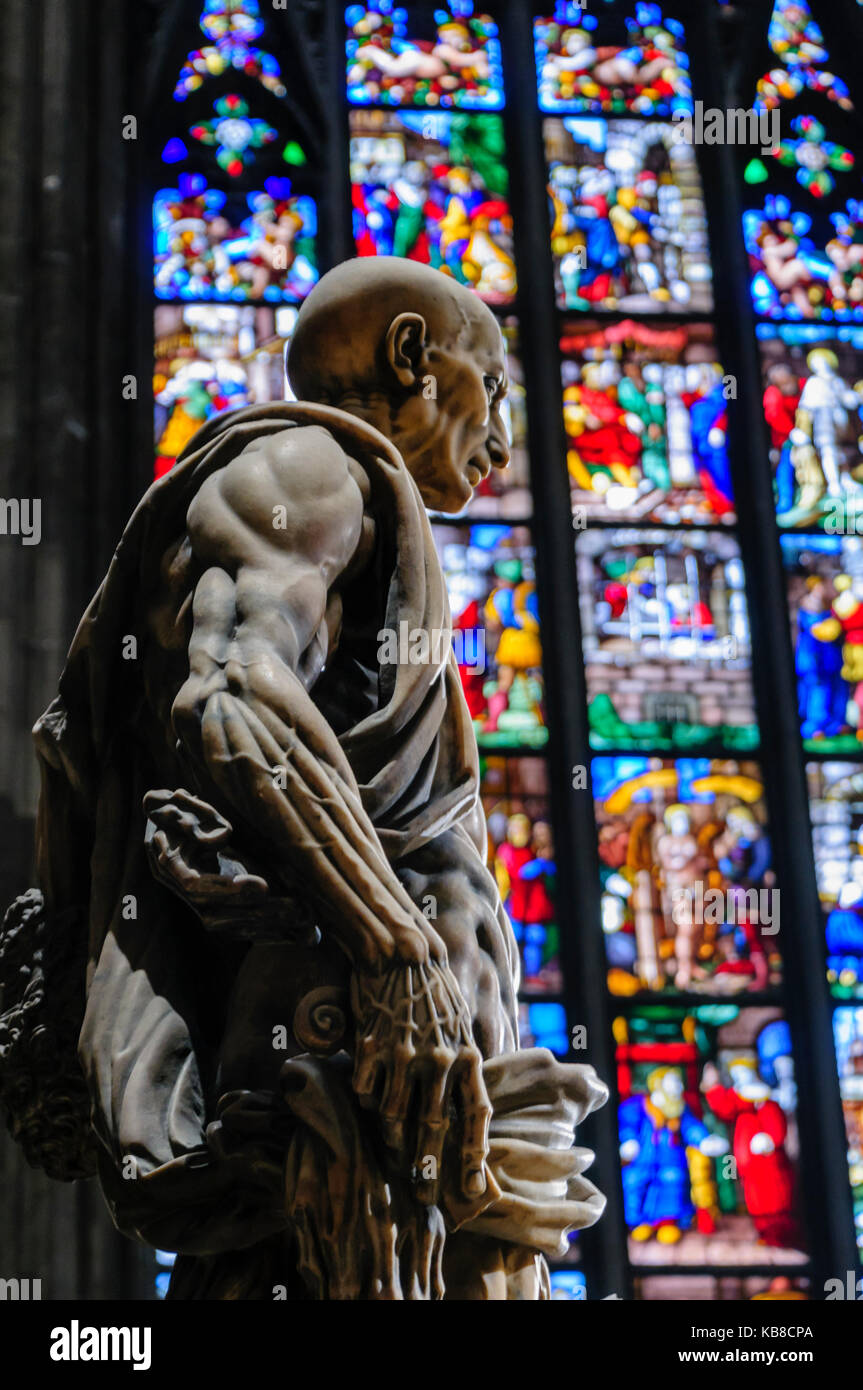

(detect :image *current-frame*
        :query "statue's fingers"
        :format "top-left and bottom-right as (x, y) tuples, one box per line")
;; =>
(414, 1049), (452, 1204)
(379, 1040), (415, 1152)
(151, 831), (197, 888)
(171, 787), (233, 840)
(232, 699), (287, 772)
(455, 1049), (491, 1201)
(201, 691), (235, 772)
(352, 1035), (385, 1111)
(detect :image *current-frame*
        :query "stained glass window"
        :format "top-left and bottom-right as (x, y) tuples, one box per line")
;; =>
(781, 533), (863, 755)
(538, 0), (822, 1292)
(550, 1269), (588, 1299)
(345, 1), (504, 110)
(744, 2), (861, 325)
(535, 2), (692, 118)
(807, 762), (863, 1000)
(615, 1006), (806, 1265)
(519, 1000), (569, 1055)
(154, 175), (317, 303)
(151, 0), (319, 474)
(759, 323), (863, 529)
(482, 755), (561, 993)
(545, 116), (712, 314)
(741, 0), (863, 1271)
(755, 0), (852, 115)
(577, 529), (756, 753)
(561, 319), (734, 524)
(833, 1006), (863, 1257)
(433, 523), (547, 750)
(349, 110), (515, 302)
(744, 194), (863, 324)
(175, 0), (288, 101)
(634, 1274), (809, 1300)
(153, 304), (296, 476)
(595, 757), (780, 999)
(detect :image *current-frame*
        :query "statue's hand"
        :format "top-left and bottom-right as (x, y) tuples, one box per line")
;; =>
(351, 957), (492, 1214)
(144, 787), (267, 899)
(143, 788), (318, 942)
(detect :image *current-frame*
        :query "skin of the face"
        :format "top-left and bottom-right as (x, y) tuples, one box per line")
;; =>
(389, 306), (512, 513)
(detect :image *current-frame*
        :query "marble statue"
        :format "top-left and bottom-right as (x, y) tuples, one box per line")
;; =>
(0, 257), (606, 1299)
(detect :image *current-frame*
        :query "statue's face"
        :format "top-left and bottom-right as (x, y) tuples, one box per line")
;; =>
(397, 310), (511, 513)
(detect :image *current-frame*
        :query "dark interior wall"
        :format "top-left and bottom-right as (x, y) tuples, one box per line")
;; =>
(0, 0), (163, 1300)
(0, 0), (327, 1301)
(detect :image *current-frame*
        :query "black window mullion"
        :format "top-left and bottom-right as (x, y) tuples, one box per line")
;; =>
(686, 0), (858, 1289)
(499, 0), (630, 1301)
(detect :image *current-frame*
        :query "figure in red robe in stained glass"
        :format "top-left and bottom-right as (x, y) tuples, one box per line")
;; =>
(763, 361), (803, 516)
(702, 1056), (801, 1248)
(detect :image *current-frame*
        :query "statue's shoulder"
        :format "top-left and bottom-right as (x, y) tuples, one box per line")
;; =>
(193, 420), (366, 522)
(129, 403), (393, 584)
(177, 416), (367, 578)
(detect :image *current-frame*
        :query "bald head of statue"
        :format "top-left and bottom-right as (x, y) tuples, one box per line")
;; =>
(287, 257), (511, 513)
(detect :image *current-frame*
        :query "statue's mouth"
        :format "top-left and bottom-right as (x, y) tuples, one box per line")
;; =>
(466, 456), (490, 488)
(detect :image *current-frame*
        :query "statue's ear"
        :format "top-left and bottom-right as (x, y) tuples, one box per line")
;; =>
(384, 312), (427, 389)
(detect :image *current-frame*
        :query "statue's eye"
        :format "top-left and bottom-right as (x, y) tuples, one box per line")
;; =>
(484, 375), (500, 402)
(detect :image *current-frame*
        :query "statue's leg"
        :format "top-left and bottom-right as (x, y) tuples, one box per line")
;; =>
(78, 868), (288, 1257)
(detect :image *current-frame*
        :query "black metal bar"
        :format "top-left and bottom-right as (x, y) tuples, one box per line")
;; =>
(498, 0), (631, 1302)
(687, 0), (859, 1290)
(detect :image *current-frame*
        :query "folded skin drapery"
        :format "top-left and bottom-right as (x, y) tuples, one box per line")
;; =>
(463, 1049), (608, 1257)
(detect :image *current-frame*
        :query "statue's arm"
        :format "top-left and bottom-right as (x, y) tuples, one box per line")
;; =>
(171, 425), (437, 969)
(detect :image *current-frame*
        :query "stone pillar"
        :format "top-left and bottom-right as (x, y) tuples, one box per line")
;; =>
(0, 0), (156, 1301)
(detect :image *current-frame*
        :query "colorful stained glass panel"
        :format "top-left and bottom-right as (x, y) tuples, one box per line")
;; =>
(616, 1005), (807, 1266)
(519, 1001), (569, 1054)
(349, 110), (516, 303)
(545, 117), (712, 314)
(153, 304), (296, 476)
(561, 319), (734, 525)
(594, 757), (780, 999)
(175, 0), (287, 101)
(806, 761), (863, 999)
(154, 174), (317, 302)
(535, 3), (692, 118)
(755, 0), (853, 114)
(346, 1), (504, 110)
(482, 755), (562, 994)
(832, 1006), (863, 1258)
(781, 534), (863, 754)
(576, 528), (757, 753)
(550, 1269), (587, 1299)
(432, 523), (547, 750)
(759, 323), (863, 529)
(744, 195), (863, 324)
(635, 1274), (809, 1299)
